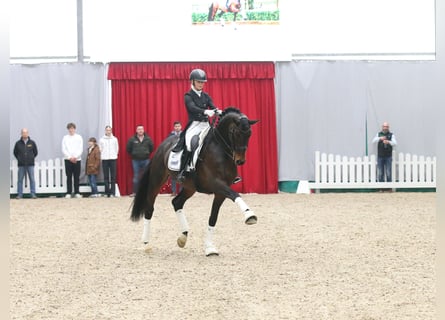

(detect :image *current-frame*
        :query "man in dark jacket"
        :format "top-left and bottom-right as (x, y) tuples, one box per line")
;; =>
(13, 128), (38, 199)
(168, 121), (182, 196)
(126, 125), (154, 196)
(372, 122), (397, 182)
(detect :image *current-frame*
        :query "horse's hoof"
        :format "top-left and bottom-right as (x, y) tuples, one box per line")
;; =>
(205, 247), (219, 256)
(177, 234), (187, 248)
(245, 216), (257, 225)
(143, 244), (153, 253)
(244, 211), (257, 225)
(206, 252), (219, 257)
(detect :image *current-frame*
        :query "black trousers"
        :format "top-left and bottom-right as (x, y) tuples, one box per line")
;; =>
(102, 159), (117, 195)
(64, 160), (81, 194)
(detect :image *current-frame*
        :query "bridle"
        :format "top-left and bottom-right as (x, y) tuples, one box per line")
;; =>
(211, 115), (250, 161)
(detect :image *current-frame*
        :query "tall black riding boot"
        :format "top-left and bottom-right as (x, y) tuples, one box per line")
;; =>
(176, 151), (191, 183)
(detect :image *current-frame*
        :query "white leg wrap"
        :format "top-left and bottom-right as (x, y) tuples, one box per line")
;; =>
(235, 197), (257, 224)
(205, 226), (219, 256)
(235, 197), (250, 212)
(176, 209), (189, 233)
(244, 210), (257, 223)
(141, 218), (151, 243)
(205, 226), (215, 246)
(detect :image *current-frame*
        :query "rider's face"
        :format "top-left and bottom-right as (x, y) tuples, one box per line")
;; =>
(193, 80), (205, 90)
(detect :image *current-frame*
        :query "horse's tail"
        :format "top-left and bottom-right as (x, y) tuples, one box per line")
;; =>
(208, 3), (214, 21)
(130, 162), (152, 222)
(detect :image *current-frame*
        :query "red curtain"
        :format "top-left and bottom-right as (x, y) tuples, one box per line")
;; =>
(108, 62), (278, 194)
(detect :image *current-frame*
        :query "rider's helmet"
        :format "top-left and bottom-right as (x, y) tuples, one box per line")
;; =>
(189, 69), (207, 82)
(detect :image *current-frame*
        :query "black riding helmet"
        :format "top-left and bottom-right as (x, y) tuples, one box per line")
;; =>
(189, 69), (207, 82)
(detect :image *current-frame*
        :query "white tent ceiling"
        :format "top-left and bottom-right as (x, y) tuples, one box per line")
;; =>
(10, 0), (436, 63)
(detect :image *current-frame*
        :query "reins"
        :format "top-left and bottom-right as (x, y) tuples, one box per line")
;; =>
(213, 127), (235, 160)
(210, 114), (235, 160)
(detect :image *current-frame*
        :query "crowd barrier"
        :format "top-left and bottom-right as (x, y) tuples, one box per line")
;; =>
(10, 159), (120, 196)
(308, 151), (436, 193)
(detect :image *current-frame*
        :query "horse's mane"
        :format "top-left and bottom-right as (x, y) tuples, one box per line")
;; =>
(220, 106), (242, 118)
(215, 107), (242, 128)
(216, 107), (251, 132)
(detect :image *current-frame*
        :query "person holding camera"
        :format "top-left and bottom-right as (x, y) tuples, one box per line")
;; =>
(372, 122), (397, 182)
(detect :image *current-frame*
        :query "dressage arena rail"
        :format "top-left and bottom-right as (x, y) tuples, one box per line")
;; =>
(308, 151), (436, 192)
(9, 159), (120, 196)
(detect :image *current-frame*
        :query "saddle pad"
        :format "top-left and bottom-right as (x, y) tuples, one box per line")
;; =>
(167, 150), (183, 171)
(168, 126), (211, 172)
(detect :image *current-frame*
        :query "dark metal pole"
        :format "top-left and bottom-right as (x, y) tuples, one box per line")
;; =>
(77, 0), (84, 62)
(365, 112), (368, 156)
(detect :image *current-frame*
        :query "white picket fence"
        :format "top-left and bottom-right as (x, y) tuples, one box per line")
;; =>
(308, 151), (436, 192)
(10, 158), (120, 196)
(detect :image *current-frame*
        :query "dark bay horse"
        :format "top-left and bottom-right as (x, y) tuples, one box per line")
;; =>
(130, 107), (259, 256)
(208, 0), (241, 21)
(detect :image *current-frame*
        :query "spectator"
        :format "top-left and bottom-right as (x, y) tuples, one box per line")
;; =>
(86, 137), (101, 198)
(62, 122), (83, 198)
(99, 126), (119, 197)
(372, 122), (397, 182)
(13, 128), (38, 199)
(170, 121), (182, 138)
(169, 121), (182, 196)
(126, 125), (154, 196)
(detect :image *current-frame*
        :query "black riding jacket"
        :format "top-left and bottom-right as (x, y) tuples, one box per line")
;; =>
(184, 89), (217, 123)
(13, 137), (38, 166)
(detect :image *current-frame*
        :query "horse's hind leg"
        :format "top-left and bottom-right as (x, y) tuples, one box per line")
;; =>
(141, 172), (169, 249)
(172, 187), (196, 248)
(141, 193), (158, 251)
(141, 217), (152, 253)
(175, 212), (188, 248)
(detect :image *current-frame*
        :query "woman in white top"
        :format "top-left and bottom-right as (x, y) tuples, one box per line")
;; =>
(99, 125), (119, 197)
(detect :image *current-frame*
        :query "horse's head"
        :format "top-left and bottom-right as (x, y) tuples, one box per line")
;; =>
(216, 107), (259, 165)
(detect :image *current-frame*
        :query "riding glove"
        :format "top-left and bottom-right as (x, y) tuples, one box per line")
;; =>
(204, 109), (216, 117)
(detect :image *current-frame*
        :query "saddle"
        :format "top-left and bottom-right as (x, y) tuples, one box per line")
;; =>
(168, 126), (211, 172)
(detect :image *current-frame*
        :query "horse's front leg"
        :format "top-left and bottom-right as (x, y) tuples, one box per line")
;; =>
(212, 181), (257, 225)
(205, 194), (226, 256)
(204, 194), (226, 257)
(234, 195), (257, 225)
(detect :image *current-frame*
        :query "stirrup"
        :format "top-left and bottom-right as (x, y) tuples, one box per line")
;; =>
(233, 176), (242, 184)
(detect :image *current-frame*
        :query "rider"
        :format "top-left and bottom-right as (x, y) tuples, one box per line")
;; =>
(174, 69), (220, 183)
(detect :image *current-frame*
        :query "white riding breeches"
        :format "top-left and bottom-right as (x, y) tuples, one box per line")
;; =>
(185, 121), (210, 152)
